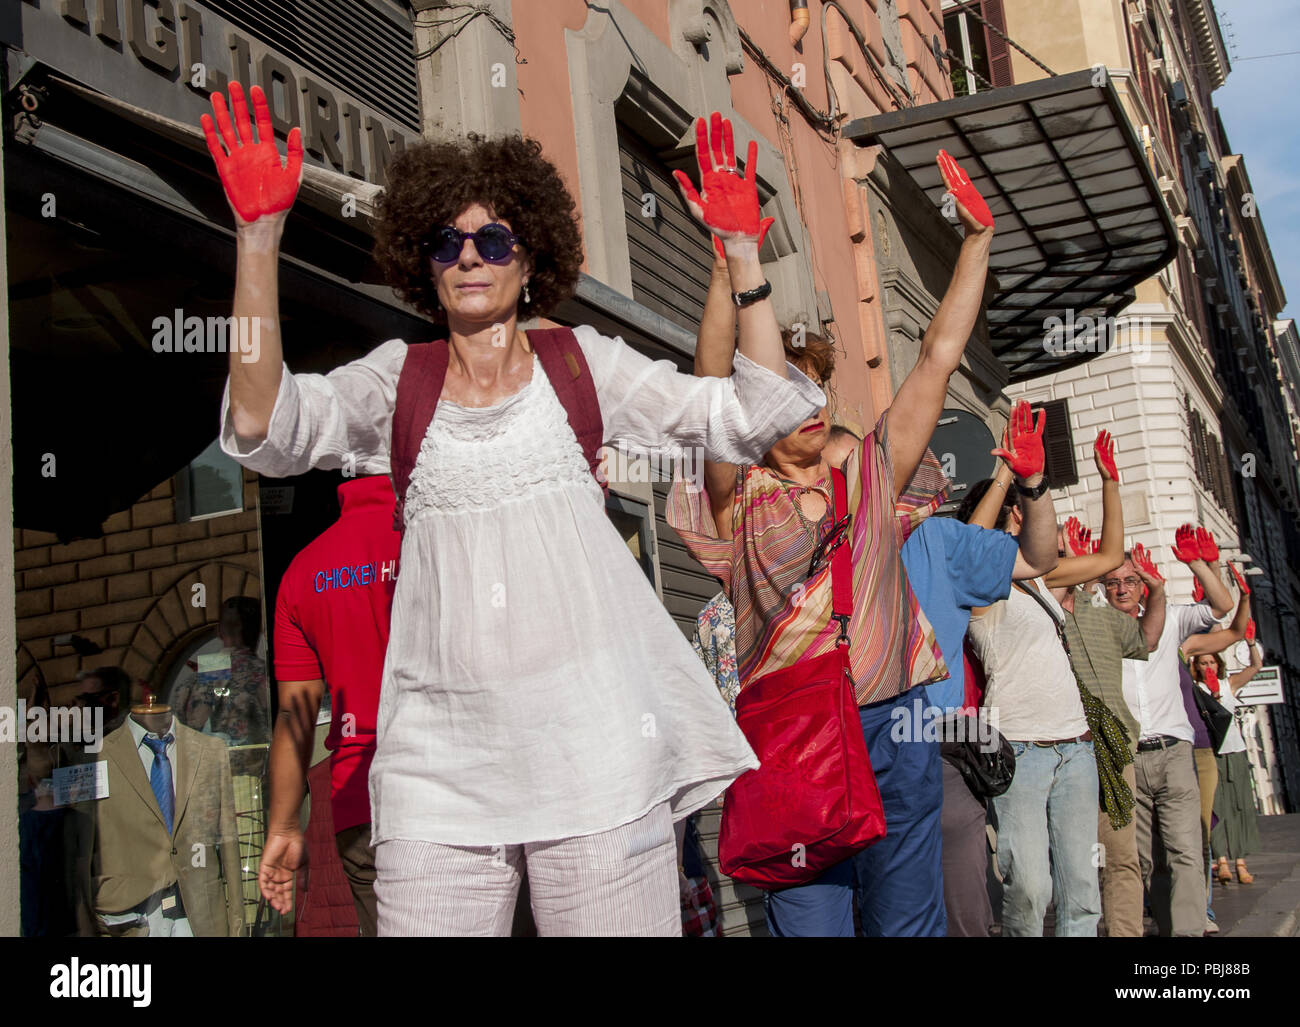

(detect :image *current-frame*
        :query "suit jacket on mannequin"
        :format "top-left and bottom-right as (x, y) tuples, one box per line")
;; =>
(71, 720), (244, 937)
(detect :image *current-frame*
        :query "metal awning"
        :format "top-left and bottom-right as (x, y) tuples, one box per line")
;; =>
(844, 68), (1177, 382)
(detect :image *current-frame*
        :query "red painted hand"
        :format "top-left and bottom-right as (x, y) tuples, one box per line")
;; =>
(1196, 526), (1219, 563)
(1132, 542), (1163, 583)
(1246, 618), (1256, 642)
(991, 400), (1046, 480)
(201, 82), (304, 225)
(1229, 562), (1251, 596)
(1171, 523), (1200, 564)
(937, 149), (994, 230)
(1192, 578), (1205, 603)
(1064, 516), (1091, 557)
(1204, 663), (1221, 697)
(1094, 429), (1120, 483)
(673, 112), (774, 251)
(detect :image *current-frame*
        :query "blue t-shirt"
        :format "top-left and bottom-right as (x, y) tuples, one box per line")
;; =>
(901, 516), (1019, 711)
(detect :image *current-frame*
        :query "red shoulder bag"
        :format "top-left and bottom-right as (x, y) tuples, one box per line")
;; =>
(718, 466), (886, 888)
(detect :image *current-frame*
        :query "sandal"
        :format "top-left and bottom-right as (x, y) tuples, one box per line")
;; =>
(1236, 860), (1254, 884)
(1217, 859), (1233, 885)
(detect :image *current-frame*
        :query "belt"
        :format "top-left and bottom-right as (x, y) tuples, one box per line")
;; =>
(1032, 730), (1092, 747)
(1137, 734), (1184, 752)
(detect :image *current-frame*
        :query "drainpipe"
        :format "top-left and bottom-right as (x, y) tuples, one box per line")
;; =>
(790, 0), (810, 45)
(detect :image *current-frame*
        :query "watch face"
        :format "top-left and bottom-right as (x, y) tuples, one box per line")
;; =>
(1233, 641), (1251, 667)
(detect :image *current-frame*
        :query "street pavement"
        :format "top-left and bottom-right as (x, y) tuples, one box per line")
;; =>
(1211, 813), (1300, 937)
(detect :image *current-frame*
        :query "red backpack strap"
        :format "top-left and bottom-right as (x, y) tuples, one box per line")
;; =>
(390, 340), (450, 532)
(528, 327), (607, 495)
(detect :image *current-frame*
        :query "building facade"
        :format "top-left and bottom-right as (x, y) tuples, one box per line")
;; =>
(998, 0), (1299, 811)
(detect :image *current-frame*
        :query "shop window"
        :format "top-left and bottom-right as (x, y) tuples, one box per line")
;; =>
(1040, 398), (1079, 489)
(176, 438), (245, 522)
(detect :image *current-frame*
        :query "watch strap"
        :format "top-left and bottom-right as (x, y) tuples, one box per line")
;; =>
(731, 280), (772, 308)
(1016, 477), (1050, 500)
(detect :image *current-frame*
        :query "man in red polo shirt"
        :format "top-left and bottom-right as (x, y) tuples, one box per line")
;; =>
(259, 474), (400, 936)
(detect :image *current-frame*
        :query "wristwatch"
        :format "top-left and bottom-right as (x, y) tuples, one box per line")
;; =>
(1016, 477), (1050, 500)
(731, 280), (773, 308)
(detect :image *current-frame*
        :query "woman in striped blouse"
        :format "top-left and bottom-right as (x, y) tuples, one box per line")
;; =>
(668, 151), (995, 937)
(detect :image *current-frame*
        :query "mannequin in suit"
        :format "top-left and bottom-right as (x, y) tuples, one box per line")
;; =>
(71, 700), (244, 937)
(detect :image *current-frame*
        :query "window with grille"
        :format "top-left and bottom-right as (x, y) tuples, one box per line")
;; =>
(942, 1), (1013, 97)
(1039, 398), (1078, 489)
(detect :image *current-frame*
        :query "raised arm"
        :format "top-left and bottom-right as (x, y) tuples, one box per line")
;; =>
(1045, 430), (1125, 587)
(694, 244), (742, 530)
(696, 239), (737, 378)
(887, 151), (994, 496)
(992, 400), (1057, 579)
(1230, 621), (1264, 692)
(674, 113), (781, 377)
(202, 82), (303, 443)
(1193, 527), (1233, 618)
(1131, 543), (1167, 650)
(1183, 568), (1251, 657)
(969, 460), (1013, 531)
(1172, 524), (1232, 618)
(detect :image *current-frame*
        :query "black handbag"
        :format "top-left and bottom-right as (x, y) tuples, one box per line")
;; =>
(940, 710), (1016, 802)
(1193, 683), (1234, 752)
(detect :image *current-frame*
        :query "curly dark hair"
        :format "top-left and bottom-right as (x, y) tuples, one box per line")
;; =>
(373, 134), (584, 324)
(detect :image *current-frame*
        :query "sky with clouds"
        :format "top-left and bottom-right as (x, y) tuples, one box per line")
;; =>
(1212, 0), (1300, 323)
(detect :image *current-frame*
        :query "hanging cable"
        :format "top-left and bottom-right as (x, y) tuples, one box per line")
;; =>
(951, 1), (1055, 78)
(413, 2), (525, 66)
(736, 25), (837, 134)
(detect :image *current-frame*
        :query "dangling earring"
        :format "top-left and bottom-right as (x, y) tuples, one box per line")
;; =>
(523, 281), (531, 305)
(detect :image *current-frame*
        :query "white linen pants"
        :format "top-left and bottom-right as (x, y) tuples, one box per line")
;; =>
(374, 802), (679, 936)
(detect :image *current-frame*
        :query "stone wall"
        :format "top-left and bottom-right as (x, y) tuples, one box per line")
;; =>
(14, 471), (262, 707)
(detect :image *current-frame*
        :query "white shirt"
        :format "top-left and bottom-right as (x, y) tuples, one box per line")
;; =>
(127, 714), (178, 795)
(1123, 602), (1218, 743)
(1198, 680), (1247, 755)
(220, 325), (825, 845)
(967, 579), (1089, 741)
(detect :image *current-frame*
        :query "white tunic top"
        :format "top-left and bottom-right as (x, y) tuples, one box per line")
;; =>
(219, 324), (825, 845)
(967, 579), (1089, 742)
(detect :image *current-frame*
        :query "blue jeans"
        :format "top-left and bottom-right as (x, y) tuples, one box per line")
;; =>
(763, 685), (945, 937)
(991, 739), (1101, 937)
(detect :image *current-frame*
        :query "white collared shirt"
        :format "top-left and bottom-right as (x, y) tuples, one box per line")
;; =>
(1123, 602), (1218, 742)
(127, 715), (178, 794)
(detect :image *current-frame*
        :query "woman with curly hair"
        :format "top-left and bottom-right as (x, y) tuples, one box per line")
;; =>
(202, 86), (824, 935)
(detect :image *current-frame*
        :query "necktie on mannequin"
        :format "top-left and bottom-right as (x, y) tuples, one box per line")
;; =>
(143, 734), (175, 834)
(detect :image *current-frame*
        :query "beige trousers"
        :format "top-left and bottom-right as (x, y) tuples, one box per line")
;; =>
(1098, 762), (1143, 937)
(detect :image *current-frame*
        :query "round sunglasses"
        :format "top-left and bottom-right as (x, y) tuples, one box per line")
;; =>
(420, 223), (520, 264)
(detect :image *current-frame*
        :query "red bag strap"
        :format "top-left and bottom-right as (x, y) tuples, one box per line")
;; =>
(389, 328), (607, 533)
(829, 465), (852, 644)
(391, 339), (449, 522)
